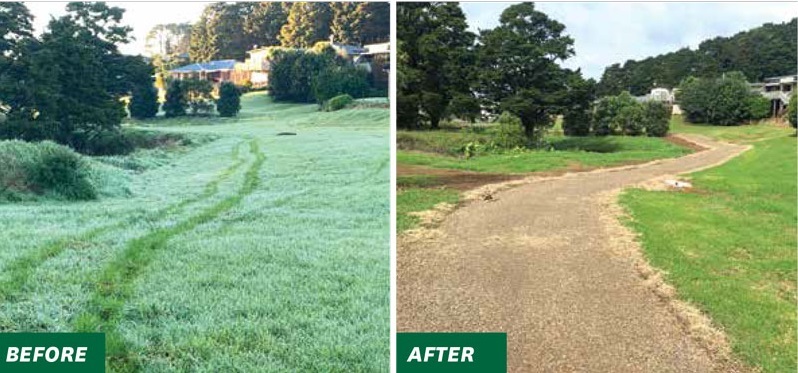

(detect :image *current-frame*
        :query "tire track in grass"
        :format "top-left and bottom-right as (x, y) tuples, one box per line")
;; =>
(73, 140), (265, 372)
(0, 141), (245, 304)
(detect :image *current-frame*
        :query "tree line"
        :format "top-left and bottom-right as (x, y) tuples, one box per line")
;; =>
(146, 2), (389, 68)
(398, 2), (595, 144)
(597, 18), (797, 96)
(0, 2), (154, 155)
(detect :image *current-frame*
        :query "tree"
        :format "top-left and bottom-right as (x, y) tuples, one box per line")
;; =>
(163, 80), (187, 117)
(356, 2), (389, 43)
(145, 23), (192, 59)
(0, 2), (33, 56)
(598, 18), (797, 95)
(562, 71), (596, 136)
(217, 82), (241, 117)
(268, 45), (339, 103)
(245, 2), (290, 47)
(280, 2), (332, 48)
(787, 92), (797, 129)
(330, 2), (360, 44)
(477, 3), (574, 142)
(189, 5), (218, 62)
(397, 2), (475, 129)
(642, 101), (671, 137)
(679, 72), (761, 125)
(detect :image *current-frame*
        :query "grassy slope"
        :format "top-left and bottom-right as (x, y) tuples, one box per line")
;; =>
(0, 92), (389, 371)
(398, 132), (689, 174)
(620, 120), (796, 373)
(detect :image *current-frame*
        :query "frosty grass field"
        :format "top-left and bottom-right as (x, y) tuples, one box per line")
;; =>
(0, 92), (390, 371)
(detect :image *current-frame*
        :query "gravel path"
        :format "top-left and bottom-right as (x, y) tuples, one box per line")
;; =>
(397, 134), (749, 373)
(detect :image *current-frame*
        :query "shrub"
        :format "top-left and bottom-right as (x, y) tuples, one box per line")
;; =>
(494, 112), (526, 149)
(129, 84), (159, 119)
(268, 48), (338, 103)
(217, 82), (242, 117)
(642, 101), (671, 137)
(163, 80), (187, 117)
(679, 72), (759, 125)
(312, 65), (369, 104)
(562, 109), (592, 136)
(747, 94), (771, 120)
(71, 129), (134, 156)
(618, 103), (646, 136)
(0, 140), (96, 200)
(324, 94), (354, 111)
(593, 92), (637, 136)
(788, 92), (797, 129)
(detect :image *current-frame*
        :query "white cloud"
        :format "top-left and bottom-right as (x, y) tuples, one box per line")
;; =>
(25, 2), (208, 56)
(462, 2), (797, 79)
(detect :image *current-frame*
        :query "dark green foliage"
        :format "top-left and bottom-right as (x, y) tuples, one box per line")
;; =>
(642, 101), (671, 137)
(129, 85), (159, 119)
(593, 92), (638, 136)
(397, 2), (475, 129)
(618, 103), (646, 136)
(679, 72), (763, 125)
(0, 2), (150, 155)
(217, 82), (241, 117)
(268, 46), (346, 103)
(562, 110), (592, 136)
(788, 92), (797, 128)
(312, 65), (369, 104)
(324, 94), (354, 111)
(598, 18), (797, 96)
(163, 80), (187, 117)
(747, 95), (771, 121)
(447, 94), (481, 123)
(0, 140), (95, 200)
(494, 112), (526, 149)
(357, 2), (389, 43)
(244, 2), (290, 48)
(477, 3), (574, 142)
(562, 72), (596, 136)
(330, 2), (360, 44)
(280, 2), (332, 48)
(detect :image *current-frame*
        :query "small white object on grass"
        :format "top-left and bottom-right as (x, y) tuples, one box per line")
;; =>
(664, 179), (692, 189)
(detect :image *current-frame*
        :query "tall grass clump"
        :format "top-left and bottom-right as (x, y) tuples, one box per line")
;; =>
(0, 140), (96, 201)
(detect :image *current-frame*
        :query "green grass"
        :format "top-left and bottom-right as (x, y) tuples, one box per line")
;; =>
(0, 91), (389, 371)
(669, 115), (791, 143)
(397, 188), (460, 232)
(620, 121), (796, 373)
(398, 135), (689, 174)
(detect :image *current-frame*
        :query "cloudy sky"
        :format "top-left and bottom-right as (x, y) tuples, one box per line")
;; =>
(462, 2), (797, 79)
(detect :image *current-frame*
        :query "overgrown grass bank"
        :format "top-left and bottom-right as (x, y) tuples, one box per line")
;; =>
(620, 121), (796, 373)
(0, 91), (389, 371)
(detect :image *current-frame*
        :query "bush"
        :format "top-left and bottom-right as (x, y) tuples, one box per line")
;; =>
(494, 112), (526, 149)
(324, 94), (354, 111)
(747, 94), (771, 120)
(562, 109), (592, 136)
(593, 92), (637, 136)
(0, 140), (96, 200)
(618, 103), (646, 136)
(679, 72), (759, 125)
(642, 101), (671, 137)
(129, 84), (159, 119)
(268, 48), (338, 103)
(71, 129), (134, 156)
(788, 92), (797, 129)
(312, 65), (369, 104)
(217, 82), (241, 117)
(163, 80), (187, 117)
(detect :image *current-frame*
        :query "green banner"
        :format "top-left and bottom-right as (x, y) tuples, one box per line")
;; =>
(397, 332), (507, 372)
(0, 333), (105, 373)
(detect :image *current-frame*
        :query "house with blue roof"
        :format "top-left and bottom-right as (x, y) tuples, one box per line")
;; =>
(169, 59), (245, 84)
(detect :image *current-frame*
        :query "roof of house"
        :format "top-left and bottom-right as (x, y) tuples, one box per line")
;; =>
(364, 42), (390, 54)
(171, 60), (237, 73)
(331, 43), (366, 56)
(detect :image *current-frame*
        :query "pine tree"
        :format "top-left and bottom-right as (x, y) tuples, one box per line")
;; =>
(189, 6), (218, 62)
(163, 80), (187, 117)
(216, 81), (241, 117)
(356, 2), (389, 43)
(280, 2), (332, 48)
(330, 2), (360, 44)
(245, 2), (290, 47)
(129, 85), (159, 119)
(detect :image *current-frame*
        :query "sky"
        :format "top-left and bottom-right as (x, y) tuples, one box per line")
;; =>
(25, 2), (209, 56)
(462, 2), (797, 79)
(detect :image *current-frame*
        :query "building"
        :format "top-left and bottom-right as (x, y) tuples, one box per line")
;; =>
(753, 74), (796, 116)
(355, 42), (390, 90)
(169, 60), (250, 86)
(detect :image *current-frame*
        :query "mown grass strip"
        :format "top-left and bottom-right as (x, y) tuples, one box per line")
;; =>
(73, 140), (265, 372)
(0, 141), (245, 304)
